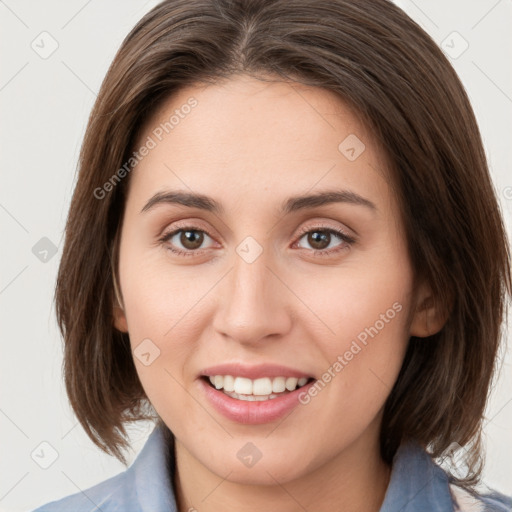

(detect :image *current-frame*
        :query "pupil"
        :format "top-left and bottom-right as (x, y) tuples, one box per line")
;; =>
(309, 231), (329, 249)
(181, 230), (203, 249)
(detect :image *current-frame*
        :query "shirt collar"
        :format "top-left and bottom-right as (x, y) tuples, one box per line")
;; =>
(132, 423), (453, 512)
(379, 440), (453, 511)
(127, 422), (177, 512)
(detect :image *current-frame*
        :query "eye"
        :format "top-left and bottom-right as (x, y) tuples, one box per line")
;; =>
(159, 226), (215, 256)
(294, 225), (355, 256)
(158, 223), (356, 258)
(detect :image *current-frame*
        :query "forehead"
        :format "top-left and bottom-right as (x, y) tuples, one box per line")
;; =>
(128, 74), (392, 214)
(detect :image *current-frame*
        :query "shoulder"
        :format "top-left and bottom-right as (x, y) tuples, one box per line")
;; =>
(31, 466), (138, 512)
(450, 483), (512, 512)
(31, 423), (176, 512)
(381, 441), (512, 512)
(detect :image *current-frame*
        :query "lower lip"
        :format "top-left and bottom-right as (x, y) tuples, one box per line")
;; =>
(198, 377), (316, 424)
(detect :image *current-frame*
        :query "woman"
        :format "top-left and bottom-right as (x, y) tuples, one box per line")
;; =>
(33, 0), (512, 510)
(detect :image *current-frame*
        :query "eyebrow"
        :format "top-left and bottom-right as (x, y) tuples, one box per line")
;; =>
(140, 189), (377, 215)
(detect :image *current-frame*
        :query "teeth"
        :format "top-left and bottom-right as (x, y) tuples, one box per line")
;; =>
(272, 376), (286, 393)
(234, 377), (252, 395)
(223, 375), (235, 392)
(207, 375), (311, 395)
(285, 377), (298, 391)
(214, 375), (223, 390)
(223, 390), (282, 401)
(252, 377), (272, 395)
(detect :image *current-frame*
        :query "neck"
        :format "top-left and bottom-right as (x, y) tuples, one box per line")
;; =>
(171, 427), (391, 512)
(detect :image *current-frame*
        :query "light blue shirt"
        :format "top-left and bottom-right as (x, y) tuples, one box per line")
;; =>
(32, 423), (512, 512)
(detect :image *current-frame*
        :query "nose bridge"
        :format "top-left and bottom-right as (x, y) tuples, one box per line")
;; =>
(212, 240), (292, 344)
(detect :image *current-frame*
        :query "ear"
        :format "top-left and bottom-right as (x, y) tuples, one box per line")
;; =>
(409, 281), (450, 338)
(112, 270), (128, 333)
(111, 228), (128, 333)
(113, 303), (128, 333)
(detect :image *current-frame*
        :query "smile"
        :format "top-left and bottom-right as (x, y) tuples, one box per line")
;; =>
(199, 375), (317, 424)
(206, 375), (313, 401)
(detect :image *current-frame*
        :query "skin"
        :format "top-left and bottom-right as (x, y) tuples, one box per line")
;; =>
(113, 74), (445, 512)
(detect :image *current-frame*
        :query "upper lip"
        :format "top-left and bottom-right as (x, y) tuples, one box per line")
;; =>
(200, 363), (315, 380)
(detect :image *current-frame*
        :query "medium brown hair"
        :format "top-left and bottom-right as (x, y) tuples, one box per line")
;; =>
(55, 0), (511, 485)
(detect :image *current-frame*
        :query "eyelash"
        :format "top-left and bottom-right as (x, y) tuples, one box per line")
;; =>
(158, 224), (356, 258)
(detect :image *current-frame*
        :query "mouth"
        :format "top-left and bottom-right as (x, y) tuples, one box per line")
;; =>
(197, 363), (318, 423)
(200, 375), (316, 402)
(199, 373), (317, 424)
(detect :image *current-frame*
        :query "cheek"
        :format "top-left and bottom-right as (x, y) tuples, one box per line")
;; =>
(119, 238), (211, 338)
(118, 245), (211, 415)
(293, 250), (413, 416)
(293, 248), (412, 351)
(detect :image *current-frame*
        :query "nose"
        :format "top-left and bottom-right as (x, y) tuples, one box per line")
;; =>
(211, 247), (293, 346)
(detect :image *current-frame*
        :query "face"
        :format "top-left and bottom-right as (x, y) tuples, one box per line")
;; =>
(114, 74), (433, 485)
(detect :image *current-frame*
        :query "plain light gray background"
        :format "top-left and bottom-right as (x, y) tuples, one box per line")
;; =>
(1, 1), (511, 511)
